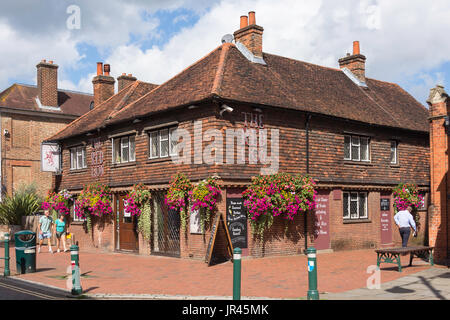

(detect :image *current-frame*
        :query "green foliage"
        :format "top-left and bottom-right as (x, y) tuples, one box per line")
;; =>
(137, 203), (152, 240)
(0, 183), (41, 225)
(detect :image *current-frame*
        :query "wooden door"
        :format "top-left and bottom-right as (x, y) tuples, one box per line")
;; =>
(116, 194), (139, 252)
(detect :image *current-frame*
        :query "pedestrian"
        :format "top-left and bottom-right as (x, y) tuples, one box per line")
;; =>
(38, 209), (53, 253)
(54, 214), (68, 253)
(394, 206), (417, 247)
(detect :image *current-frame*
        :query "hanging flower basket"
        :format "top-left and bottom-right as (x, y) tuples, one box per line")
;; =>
(242, 173), (317, 240)
(74, 183), (113, 233)
(42, 189), (72, 217)
(165, 173), (193, 231)
(189, 176), (222, 231)
(393, 183), (424, 227)
(124, 183), (152, 240)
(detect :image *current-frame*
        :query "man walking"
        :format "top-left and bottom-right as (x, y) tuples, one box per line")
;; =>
(394, 206), (417, 247)
(38, 209), (53, 253)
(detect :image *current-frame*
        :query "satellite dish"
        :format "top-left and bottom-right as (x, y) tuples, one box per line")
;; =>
(221, 34), (234, 44)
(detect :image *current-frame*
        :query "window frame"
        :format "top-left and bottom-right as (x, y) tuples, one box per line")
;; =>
(344, 135), (371, 162)
(390, 140), (398, 164)
(148, 126), (178, 160)
(343, 191), (368, 220)
(112, 134), (136, 164)
(71, 200), (86, 222)
(69, 146), (87, 170)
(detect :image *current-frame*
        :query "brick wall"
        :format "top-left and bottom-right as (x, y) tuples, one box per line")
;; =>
(56, 102), (430, 258)
(1, 112), (73, 197)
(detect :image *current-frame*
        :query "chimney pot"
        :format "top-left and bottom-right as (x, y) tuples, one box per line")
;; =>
(248, 11), (256, 25)
(353, 41), (360, 55)
(97, 62), (103, 76)
(122, 73), (126, 76)
(240, 15), (248, 29)
(49, 60), (53, 64)
(104, 64), (111, 76)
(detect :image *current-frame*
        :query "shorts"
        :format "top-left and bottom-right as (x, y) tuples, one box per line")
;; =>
(39, 232), (51, 240)
(56, 231), (66, 239)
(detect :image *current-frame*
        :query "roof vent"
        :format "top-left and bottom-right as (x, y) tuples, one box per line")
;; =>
(221, 34), (234, 44)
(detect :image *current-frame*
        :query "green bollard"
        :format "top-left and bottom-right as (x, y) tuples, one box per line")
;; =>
(4, 233), (10, 277)
(233, 248), (242, 300)
(306, 247), (319, 300)
(70, 244), (82, 295)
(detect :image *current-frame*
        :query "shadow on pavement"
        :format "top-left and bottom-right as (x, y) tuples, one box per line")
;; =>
(385, 286), (415, 294)
(418, 276), (446, 300)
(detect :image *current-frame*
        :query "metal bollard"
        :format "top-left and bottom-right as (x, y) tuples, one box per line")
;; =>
(233, 247), (242, 300)
(70, 244), (82, 295)
(306, 247), (319, 300)
(4, 233), (10, 277)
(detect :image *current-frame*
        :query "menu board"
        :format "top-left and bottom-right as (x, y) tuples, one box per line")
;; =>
(380, 197), (392, 245)
(314, 192), (330, 250)
(226, 198), (248, 249)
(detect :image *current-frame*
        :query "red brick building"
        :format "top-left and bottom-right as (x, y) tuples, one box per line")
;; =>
(0, 60), (92, 199)
(46, 12), (431, 261)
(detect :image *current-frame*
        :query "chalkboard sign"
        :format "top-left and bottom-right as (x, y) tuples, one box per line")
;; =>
(205, 214), (233, 266)
(226, 198), (248, 249)
(380, 198), (390, 211)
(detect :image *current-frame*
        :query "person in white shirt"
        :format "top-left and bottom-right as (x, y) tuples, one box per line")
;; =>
(394, 206), (417, 247)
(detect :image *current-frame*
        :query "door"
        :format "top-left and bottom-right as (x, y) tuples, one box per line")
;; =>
(116, 194), (139, 252)
(380, 195), (393, 246)
(314, 191), (330, 250)
(152, 192), (180, 257)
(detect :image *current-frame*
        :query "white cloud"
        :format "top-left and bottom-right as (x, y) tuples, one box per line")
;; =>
(1, 0), (450, 106)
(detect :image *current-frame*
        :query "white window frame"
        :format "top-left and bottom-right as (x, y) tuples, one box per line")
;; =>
(148, 126), (178, 159)
(70, 146), (87, 170)
(72, 201), (86, 222)
(344, 135), (370, 162)
(343, 191), (368, 220)
(112, 134), (136, 164)
(390, 140), (398, 164)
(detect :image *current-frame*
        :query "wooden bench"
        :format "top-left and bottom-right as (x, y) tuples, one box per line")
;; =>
(375, 246), (434, 272)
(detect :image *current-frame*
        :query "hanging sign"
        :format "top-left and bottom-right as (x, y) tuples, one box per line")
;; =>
(41, 143), (61, 172)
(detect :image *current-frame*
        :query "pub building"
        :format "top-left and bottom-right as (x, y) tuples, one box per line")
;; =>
(45, 12), (430, 261)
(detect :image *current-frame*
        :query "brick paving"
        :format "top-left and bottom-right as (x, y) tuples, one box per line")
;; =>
(0, 245), (442, 299)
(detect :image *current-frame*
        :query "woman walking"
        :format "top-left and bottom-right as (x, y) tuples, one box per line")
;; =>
(54, 214), (68, 252)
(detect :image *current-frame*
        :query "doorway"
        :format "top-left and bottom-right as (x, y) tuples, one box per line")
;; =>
(115, 193), (139, 252)
(151, 192), (180, 257)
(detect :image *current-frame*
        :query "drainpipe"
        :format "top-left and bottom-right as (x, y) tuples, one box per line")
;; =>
(305, 113), (312, 252)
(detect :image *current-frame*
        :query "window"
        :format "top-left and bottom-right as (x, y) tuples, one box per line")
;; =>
(344, 135), (370, 162)
(70, 146), (87, 170)
(112, 135), (135, 164)
(343, 192), (368, 220)
(390, 140), (398, 164)
(148, 127), (178, 159)
(71, 200), (86, 222)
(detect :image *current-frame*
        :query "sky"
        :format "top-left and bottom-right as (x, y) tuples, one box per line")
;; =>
(1, 0), (450, 106)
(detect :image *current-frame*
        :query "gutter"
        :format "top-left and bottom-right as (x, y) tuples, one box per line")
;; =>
(305, 113), (312, 252)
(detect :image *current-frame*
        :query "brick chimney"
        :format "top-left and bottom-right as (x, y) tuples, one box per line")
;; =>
(338, 41), (366, 83)
(36, 59), (58, 107)
(233, 11), (264, 58)
(92, 62), (115, 107)
(117, 73), (137, 92)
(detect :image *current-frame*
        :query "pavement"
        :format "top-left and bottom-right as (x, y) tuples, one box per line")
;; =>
(0, 244), (448, 300)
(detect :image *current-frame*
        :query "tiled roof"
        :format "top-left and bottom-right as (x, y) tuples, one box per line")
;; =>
(0, 83), (93, 117)
(48, 42), (429, 141)
(48, 81), (158, 141)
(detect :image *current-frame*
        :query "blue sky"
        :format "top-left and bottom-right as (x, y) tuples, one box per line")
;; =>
(1, 0), (450, 106)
